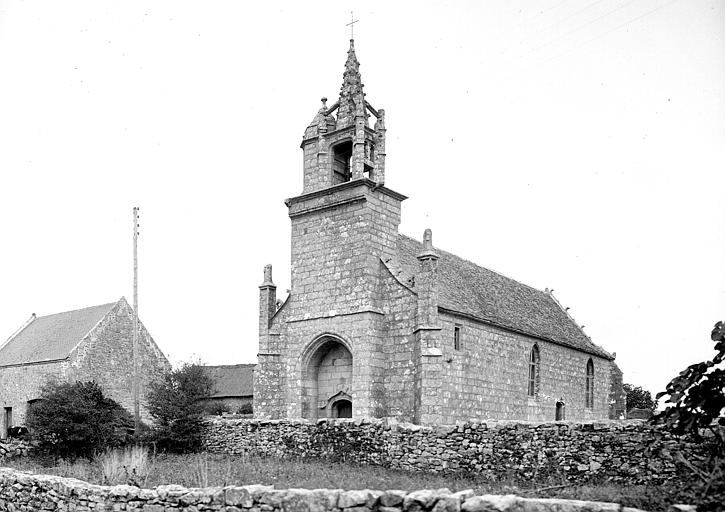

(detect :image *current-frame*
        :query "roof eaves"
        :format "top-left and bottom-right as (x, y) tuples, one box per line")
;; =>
(0, 357), (69, 369)
(546, 291), (613, 360)
(438, 305), (613, 360)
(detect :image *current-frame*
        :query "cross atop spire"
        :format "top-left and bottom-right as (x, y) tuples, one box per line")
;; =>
(346, 11), (359, 40)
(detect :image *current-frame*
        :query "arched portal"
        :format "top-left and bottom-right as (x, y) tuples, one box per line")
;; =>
(301, 335), (353, 420)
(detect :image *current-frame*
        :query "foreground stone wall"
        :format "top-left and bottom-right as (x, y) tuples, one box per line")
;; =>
(205, 418), (704, 484)
(0, 467), (650, 512)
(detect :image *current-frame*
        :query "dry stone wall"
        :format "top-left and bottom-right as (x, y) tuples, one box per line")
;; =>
(0, 440), (29, 460)
(0, 467), (651, 512)
(204, 418), (704, 485)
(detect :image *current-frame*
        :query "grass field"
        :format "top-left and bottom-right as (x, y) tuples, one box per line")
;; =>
(3, 452), (686, 511)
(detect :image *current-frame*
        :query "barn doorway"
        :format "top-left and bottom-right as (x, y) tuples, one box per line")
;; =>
(3, 407), (12, 438)
(301, 335), (353, 420)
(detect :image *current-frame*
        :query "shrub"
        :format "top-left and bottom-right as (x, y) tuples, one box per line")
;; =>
(623, 383), (657, 413)
(146, 362), (215, 453)
(238, 402), (253, 415)
(26, 380), (133, 459)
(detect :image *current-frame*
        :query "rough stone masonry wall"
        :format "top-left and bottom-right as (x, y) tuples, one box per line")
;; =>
(205, 418), (705, 485)
(0, 361), (66, 427)
(0, 439), (30, 460)
(0, 467), (651, 512)
(437, 314), (611, 422)
(67, 299), (171, 424)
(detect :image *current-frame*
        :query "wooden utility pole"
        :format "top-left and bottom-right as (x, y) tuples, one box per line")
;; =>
(132, 206), (140, 435)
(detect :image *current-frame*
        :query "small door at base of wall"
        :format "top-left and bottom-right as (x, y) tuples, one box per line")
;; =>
(555, 402), (565, 421)
(3, 407), (12, 437)
(333, 400), (352, 418)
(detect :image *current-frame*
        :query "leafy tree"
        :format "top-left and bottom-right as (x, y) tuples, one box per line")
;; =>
(26, 380), (133, 459)
(623, 383), (657, 412)
(146, 362), (215, 453)
(650, 321), (725, 510)
(652, 321), (725, 439)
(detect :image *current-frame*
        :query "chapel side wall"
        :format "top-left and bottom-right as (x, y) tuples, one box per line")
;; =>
(380, 264), (418, 422)
(0, 361), (66, 428)
(67, 300), (170, 423)
(438, 314), (611, 421)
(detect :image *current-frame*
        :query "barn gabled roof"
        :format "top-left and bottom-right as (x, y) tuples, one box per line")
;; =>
(203, 364), (255, 398)
(0, 301), (117, 367)
(394, 234), (613, 360)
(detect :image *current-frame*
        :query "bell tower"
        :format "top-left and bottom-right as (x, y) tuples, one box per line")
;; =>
(283, 38), (405, 324)
(300, 39), (386, 193)
(257, 38), (406, 420)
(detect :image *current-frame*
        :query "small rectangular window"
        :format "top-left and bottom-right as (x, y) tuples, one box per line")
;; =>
(454, 325), (461, 351)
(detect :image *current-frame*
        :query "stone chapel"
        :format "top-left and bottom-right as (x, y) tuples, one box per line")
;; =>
(254, 39), (620, 425)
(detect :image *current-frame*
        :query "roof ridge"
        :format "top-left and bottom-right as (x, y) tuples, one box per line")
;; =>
(399, 232), (548, 296)
(0, 314), (37, 354)
(33, 301), (118, 320)
(0, 299), (123, 367)
(396, 233), (613, 360)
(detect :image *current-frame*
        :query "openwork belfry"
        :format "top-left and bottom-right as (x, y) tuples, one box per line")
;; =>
(253, 39), (622, 425)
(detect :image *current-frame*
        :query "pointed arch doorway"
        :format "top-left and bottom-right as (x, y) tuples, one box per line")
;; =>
(301, 335), (353, 420)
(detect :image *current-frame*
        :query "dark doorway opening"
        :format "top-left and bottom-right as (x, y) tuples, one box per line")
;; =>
(333, 399), (352, 418)
(3, 407), (12, 438)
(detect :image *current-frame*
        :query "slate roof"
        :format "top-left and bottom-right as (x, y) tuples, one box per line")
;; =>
(204, 364), (255, 398)
(395, 234), (612, 359)
(0, 302), (116, 367)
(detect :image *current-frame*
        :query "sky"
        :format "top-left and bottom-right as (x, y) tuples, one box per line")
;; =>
(0, 0), (723, 403)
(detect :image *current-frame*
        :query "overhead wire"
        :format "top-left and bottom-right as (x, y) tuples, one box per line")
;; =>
(541, 0), (681, 65)
(514, 0), (641, 63)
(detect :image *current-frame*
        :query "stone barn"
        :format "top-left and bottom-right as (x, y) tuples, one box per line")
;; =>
(254, 39), (622, 425)
(201, 364), (255, 414)
(0, 297), (169, 435)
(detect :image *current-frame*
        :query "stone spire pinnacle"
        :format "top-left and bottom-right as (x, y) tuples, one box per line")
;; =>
(336, 39), (365, 129)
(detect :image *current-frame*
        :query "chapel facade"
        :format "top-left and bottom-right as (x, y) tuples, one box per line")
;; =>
(253, 40), (619, 425)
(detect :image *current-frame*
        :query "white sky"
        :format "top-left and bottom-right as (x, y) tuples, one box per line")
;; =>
(1, 0), (723, 402)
